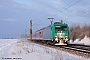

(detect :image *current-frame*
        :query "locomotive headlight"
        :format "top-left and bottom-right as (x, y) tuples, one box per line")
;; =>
(66, 38), (68, 41)
(55, 38), (58, 42)
(65, 36), (68, 41)
(55, 36), (58, 42)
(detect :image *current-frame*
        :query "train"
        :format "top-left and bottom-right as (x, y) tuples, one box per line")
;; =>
(32, 20), (70, 45)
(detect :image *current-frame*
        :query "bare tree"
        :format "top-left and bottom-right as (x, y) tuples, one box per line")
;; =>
(70, 24), (90, 41)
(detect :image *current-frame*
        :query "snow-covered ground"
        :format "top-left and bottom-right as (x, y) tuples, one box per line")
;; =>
(79, 36), (90, 45)
(8, 40), (53, 60)
(73, 36), (90, 45)
(0, 38), (90, 60)
(0, 39), (53, 60)
(0, 39), (17, 60)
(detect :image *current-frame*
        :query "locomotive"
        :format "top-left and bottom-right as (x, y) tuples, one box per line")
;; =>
(32, 20), (70, 45)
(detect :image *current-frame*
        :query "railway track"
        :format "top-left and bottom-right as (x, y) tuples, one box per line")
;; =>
(56, 45), (90, 54)
(29, 40), (90, 58)
(31, 40), (90, 54)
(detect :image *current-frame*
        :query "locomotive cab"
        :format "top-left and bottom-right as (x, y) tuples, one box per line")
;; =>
(51, 21), (70, 45)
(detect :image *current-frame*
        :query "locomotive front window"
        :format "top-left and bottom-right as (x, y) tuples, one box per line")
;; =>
(55, 26), (67, 30)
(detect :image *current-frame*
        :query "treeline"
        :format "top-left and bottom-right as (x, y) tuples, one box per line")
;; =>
(70, 24), (90, 41)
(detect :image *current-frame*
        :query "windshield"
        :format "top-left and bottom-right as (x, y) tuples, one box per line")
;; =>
(55, 26), (67, 30)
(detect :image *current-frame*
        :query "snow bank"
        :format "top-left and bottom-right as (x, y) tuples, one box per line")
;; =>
(79, 36), (90, 45)
(0, 39), (18, 60)
(74, 36), (90, 45)
(8, 40), (90, 60)
(0, 39), (90, 60)
(9, 40), (52, 60)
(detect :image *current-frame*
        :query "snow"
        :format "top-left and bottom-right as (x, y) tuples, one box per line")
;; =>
(8, 40), (53, 60)
(8, 40), (90, 60)
(79, 36), (90, 45)
(73, 36), (90, 45)
(0, 39), (90, 60)
(0, 39), (17, 60)
(21, 52), (52, 60)
(74, 39), (80, 42)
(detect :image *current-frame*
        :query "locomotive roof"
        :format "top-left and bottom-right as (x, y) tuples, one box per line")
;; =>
(54, 23), (68, 26)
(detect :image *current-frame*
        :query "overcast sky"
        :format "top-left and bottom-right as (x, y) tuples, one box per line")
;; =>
(0, 0), (90, 38)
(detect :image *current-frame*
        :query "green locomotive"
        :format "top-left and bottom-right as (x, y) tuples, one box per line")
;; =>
(51, 21), (70, 45)
(32, 20), (70, 45)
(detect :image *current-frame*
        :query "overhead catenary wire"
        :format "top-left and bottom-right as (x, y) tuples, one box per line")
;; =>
(32, 19), (48, 26)
(32, 0), (82, 27)
(51, 0), (90, 24)
(32, 20), (42, 26)
(34, 7), (90, 27)
(53, 0), (82, 17)
(63, 6), (90, 21)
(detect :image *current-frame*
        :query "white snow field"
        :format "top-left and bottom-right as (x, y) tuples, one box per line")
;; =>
(0, 39), (17, 60)
(9, 40), (52, 60)
(74, 36), (90, 45)
(9, 40), (90, 60)
(79, 36), (90, 45)
(0, 38), (90, 60)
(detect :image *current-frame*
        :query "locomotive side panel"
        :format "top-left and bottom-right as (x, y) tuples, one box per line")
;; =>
(43, 26), (51, 40)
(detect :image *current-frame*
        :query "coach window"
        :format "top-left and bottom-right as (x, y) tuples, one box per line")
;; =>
(39, 32), (41, 35)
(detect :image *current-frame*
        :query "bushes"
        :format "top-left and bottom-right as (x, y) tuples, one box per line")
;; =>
(70, 24), (90, 41)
